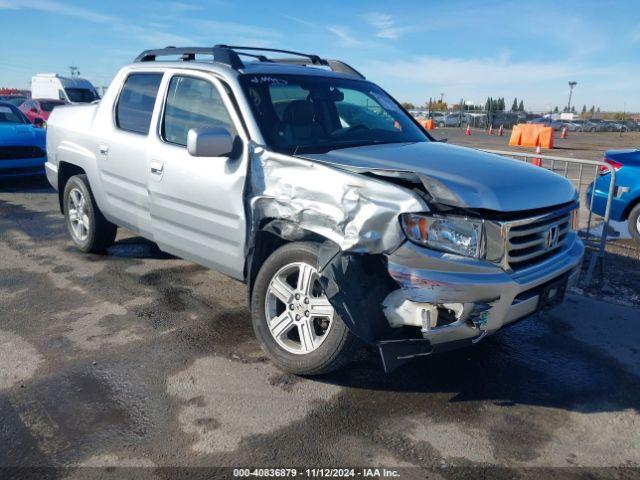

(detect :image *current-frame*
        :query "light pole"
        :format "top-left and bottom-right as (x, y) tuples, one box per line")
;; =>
(567, 81), (577, 113)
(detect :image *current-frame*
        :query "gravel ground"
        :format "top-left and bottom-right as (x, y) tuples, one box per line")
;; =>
(1, 142), (640, 479)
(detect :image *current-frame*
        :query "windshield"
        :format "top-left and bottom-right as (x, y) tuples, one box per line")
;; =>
(0, 104), (28, 124)
(65, 88), (99, 103)
(240, 74), (429, 154)
(6, 97), (27, 106)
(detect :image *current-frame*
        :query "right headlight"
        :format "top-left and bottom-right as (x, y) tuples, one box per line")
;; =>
(400, 213), (484, 258)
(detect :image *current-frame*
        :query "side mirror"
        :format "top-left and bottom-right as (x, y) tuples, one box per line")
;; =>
(33, 118), (45, 128)
(187, 127), (234, 157)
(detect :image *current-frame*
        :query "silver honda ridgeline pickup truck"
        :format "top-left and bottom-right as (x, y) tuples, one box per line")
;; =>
(45, 46), (583, 374)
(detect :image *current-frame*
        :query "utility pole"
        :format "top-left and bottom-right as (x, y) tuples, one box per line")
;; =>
(567, 81), (577, 113)
(439, 92), (444, 103)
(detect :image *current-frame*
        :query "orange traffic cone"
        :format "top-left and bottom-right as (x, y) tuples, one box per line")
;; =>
(498, 125), (504, 136)
(561, 127), (567, 139)
(488, 125), (493, 135)
(465, 125), (471, 136)
(532, 145), (542, 166)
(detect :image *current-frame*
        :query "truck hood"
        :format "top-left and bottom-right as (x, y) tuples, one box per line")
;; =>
(0, 124), (45, 147)
(301, 141), (577, 212)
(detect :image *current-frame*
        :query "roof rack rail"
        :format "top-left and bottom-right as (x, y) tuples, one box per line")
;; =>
(133, 45), (365, 79)
(134, 46), (244, 69)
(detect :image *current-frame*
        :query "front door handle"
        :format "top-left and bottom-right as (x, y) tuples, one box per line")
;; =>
(98, 144), (109, 155)
(150, 161), (164, 175)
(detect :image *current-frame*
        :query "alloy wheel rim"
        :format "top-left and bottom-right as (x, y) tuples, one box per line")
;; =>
(265, 261), (334, 355)
(68, 188), (89, 242)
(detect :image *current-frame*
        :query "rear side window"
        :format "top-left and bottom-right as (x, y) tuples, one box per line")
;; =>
(162, 75), (235, 146)
(116, 73), (162, 134)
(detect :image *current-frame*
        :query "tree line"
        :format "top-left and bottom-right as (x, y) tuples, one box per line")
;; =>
(400, 98), (605, 117)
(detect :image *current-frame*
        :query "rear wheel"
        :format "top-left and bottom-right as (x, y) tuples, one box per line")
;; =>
(63, 174), (117, 253)
(251, 242), (359, 375)
(628, 203), (640, 244)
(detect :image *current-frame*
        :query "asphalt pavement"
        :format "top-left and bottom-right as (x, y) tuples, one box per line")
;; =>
(1, 175), (639, 479)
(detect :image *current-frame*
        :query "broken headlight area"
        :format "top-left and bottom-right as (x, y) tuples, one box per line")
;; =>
(400, 213), (483, 258)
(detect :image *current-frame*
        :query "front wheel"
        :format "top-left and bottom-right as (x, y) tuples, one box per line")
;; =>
(63, 174), (117, 253)
(251, 242), (359, 375)
(628, 204), (640, 244)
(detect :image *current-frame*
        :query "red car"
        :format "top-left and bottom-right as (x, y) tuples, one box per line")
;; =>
(19, 99), (67, 124)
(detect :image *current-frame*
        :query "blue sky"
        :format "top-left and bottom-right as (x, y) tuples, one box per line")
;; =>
(1, 0), (639, 112)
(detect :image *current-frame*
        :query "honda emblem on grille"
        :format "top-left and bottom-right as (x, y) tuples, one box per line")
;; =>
(544, 225), (560, 249)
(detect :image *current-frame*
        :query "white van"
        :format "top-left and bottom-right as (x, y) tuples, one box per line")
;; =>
(31, 74), (100, 104)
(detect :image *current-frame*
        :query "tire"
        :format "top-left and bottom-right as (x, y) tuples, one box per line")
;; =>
(63, 174), (117, 253)
(251, 241), (359, 375)
(628, 203), (640, 244)
(437, 122), (445, 128)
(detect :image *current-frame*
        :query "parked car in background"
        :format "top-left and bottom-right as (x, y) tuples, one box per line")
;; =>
(604, 121), (628, 132)
(588, 149), (640, 243)
(528, 117), (565, 131)
(0, 101), (47, 178)
(560, 120), (584, 132)
(0, 95), (29, 107)
(621, 120), (640, 132)
(45, 45), (583, 374)
(442, 112), (466, 127)
(430, 112), (446, 127)
(583, 118), (610, 132)
(489, 112), (524, 129)
(19, 99), (67, 124)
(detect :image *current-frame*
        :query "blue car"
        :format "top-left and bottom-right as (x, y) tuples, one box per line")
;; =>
(588, 149), (640, 242)
(0, 101), (47, 178)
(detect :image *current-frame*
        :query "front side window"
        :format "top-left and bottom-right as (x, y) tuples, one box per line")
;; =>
(240, 74), (429, 154)
(115, 73), (163, 134)
(162, 75), (235, 146)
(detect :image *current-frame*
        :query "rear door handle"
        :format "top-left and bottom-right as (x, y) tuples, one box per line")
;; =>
(150, 161), (164, 175)
(98, 144), (109, 155)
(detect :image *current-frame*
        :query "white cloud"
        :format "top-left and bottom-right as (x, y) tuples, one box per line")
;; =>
(0, 0), (117, 23)
(362, 12), (407, 39)
(326, 26), (364, 47)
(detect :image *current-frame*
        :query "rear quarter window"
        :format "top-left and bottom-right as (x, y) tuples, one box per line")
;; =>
(115, 73), (163, 134)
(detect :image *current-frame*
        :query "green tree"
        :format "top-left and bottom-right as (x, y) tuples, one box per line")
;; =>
(581, 105), (587, 114)
(518, 100), (524, 111)
(590, 105), (595, 113)
(553, 106), (559, 113)
(511, 98), (518, 111)
(596, 107), (601, 113)
(401, 102), (415, 110)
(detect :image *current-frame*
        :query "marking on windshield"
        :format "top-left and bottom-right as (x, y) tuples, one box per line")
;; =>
(249, 76), (289, 86)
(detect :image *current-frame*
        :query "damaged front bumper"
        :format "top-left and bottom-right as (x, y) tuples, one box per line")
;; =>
(377, 232), (584, 371)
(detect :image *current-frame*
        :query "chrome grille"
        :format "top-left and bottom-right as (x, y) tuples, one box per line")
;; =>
(507, 213), (571, 269)
(485, 204), (576, 272)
